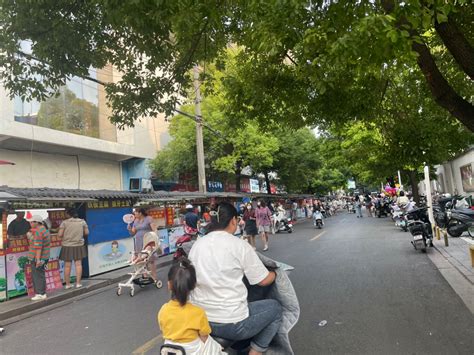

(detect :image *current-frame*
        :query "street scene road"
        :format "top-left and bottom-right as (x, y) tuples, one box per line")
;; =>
(1, 213), (473, 355)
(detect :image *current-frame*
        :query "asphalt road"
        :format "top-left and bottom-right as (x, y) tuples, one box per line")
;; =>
(1, 212), (473, 354)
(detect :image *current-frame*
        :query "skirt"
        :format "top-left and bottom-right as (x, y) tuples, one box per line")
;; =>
(245, 220), (258, 236)
(59, 245), (88, 261)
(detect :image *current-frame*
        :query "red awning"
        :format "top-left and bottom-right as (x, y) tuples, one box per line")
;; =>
(0, 160), (15, 165)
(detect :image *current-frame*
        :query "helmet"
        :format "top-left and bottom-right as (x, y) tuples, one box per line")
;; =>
(185, 204), (193, 209)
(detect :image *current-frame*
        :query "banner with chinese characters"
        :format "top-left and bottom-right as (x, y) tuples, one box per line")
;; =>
(148, 209), (166, 228)
(87, 200), (132, 209)
(165, 207), (175, 226)
(25, 259), (63, 296)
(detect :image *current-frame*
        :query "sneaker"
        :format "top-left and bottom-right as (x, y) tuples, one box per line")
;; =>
(75, 284), (83, 289)
(263, 245), (269, 251)
(64, 284), (74, 290)
(31, 294), (47, 301)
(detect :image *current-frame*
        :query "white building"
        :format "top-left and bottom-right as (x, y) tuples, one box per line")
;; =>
(433, 147), (474, 197)
(0, 65), (170, 191)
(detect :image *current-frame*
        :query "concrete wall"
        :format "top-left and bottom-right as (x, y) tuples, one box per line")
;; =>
(434, 148), (474, 196)
(0, 149), (122, 190)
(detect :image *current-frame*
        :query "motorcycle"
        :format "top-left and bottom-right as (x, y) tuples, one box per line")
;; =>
(406, 206), (433, 252)
(447, 207), (474, 237)
(312, 210), (324, 229)
(173, 224), (207, 261)
(375, 198), (391, 218)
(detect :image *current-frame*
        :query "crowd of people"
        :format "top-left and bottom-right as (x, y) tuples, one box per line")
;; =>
(5, 208), (90, 302)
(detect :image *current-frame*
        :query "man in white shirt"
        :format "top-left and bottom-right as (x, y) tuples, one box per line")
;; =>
(189, 202), (281, 355)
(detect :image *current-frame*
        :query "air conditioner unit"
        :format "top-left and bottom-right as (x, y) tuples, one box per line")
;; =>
(129, 178), (153, 192)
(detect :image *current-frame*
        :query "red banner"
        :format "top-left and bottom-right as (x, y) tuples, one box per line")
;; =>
(165, 207), (174, 226)
(25, 259), (63, 296)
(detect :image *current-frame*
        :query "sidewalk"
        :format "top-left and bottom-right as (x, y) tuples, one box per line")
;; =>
(429, 233), (474, 314)
(0, 255), (173, 324)
(432, 234), (474, 285)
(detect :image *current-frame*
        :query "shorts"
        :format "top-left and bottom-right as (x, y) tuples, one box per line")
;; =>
(258, 225), (270, 233)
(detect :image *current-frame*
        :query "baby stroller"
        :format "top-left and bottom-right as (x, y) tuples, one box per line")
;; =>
(117, 232), (163, 297)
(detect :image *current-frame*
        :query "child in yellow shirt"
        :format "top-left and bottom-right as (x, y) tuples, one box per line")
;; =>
(158, 257), (225, 354)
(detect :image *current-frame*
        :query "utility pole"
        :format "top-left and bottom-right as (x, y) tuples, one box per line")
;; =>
(193, 65), (207, 193)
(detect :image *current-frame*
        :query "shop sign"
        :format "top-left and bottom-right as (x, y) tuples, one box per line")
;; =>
(207, 181), (224, 192)
(250, 179), (260, 193)
(25, 259), (62, 296)
(87, 238), (134, 276)
(87, 200), (131, 209)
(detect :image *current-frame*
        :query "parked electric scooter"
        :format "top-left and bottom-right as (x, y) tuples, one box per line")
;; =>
(406, 206), (433, 252)
(313, 209), (324, 229)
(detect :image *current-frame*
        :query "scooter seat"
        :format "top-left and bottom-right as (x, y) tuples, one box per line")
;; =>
(455, 208), (474, 216)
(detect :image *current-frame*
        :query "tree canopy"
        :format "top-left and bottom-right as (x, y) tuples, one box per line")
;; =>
(0, 0), (472, 131)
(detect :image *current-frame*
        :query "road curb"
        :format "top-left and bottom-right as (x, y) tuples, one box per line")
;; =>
(0, 258), (174, 324)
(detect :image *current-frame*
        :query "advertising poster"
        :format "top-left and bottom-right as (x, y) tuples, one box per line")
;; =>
(460, 163), (474, 192)
(50, 246), (75, 280)
(6, 251), (29, 298)
(250, 179), (260, 193)
(25, 259), (63, 296)
(158, 229), (170, 255)
(168, 226), (184, 253)
(0, 252), (6, 301)
(87, 238), (134, 276)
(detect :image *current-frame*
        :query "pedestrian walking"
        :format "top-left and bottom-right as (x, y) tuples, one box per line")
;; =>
(243, 203), (258, 249)
(291, 201), (298, 221)
(58, 208), (89, 289)
(27, 215), (51, 301)
(128, 208), (158, 281)
(355, 195), (363, 218)
(364, 193), (373, 217)
(256, 200), (272, 251)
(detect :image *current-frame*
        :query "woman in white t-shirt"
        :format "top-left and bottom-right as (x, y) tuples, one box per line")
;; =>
(189, 202), (282, 355)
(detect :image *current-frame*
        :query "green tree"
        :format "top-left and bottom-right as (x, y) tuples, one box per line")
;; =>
(0, 1), (472, 131)
(150, 51), (279, 191)
(271, 128), (322, 193)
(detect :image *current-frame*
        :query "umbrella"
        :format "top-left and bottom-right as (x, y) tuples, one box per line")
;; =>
(0, 160), (15, 165)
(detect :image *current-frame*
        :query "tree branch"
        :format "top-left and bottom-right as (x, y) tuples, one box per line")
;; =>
(411, 40), (474, 131)
(435, 15), (474, 80)
(16, 50), (107, 86)
(380, 0), (474, 132)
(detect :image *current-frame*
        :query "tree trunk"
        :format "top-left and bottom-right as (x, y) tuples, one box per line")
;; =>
(435, 16), (474, 80)
(408, 169), (420, 205)
(380, 0), (474, 132)
(235, 160), (242, 192)
(264, 171), (272, 195)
